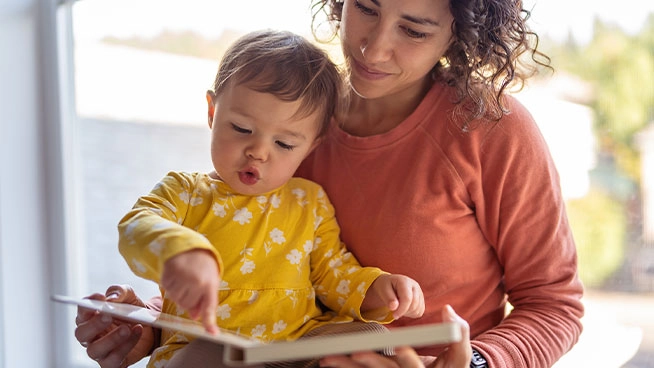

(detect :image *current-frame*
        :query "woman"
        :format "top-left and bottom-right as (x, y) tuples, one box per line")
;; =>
(75, 0), (584, 367)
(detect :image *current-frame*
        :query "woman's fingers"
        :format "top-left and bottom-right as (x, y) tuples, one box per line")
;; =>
(86, 324), (142, 368)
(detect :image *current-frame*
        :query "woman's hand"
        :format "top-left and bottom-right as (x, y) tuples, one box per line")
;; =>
(74, 285), (157, 368)
(433, 305), (472, 368)
(319, 305), (471, 368)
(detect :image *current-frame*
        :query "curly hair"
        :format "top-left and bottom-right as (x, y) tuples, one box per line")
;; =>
(310, 0), (551, 128)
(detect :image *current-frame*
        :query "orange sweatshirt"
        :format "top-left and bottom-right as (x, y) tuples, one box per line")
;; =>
(296, 82), (584, 367)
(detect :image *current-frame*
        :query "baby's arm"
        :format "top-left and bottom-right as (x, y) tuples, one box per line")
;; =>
(162, 249), (221, 334)
(361, 274), (425, 320)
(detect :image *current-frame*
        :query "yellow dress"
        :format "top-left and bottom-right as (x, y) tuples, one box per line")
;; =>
(118, 171), (390, 366)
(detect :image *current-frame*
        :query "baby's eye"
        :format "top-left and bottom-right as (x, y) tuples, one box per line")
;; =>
(354, 0), (376, 16)
(231, 123), (251, 134)
(276, 141), (295, 151)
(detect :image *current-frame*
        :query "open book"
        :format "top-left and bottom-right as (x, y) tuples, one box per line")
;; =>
(53, 294), (461, 366)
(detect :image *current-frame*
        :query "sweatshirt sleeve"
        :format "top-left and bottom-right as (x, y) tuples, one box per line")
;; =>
(118, 171), (223, 283)
(470, 99), (584, 367)
(306, 186), (392, 323)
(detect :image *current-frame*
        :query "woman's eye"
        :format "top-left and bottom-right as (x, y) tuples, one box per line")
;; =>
(354, 0), (376, 16)
(402, 26), (427, 39)
(276, 141), (295, 151)
(231, 123), (251, 134)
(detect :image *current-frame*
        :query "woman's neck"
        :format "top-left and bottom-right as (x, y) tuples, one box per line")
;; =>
(341, 78), (433, 137)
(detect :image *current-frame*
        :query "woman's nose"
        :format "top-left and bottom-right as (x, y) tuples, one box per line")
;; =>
(361, 26), (393, 63)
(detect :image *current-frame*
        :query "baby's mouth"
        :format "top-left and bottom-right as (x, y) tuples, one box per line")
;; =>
(238, 168), (260, 185)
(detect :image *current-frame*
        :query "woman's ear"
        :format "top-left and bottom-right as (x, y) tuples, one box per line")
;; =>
(206, 90), (216, 128)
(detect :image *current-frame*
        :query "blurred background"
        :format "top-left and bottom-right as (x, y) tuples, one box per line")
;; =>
(1, 0), (652, 367)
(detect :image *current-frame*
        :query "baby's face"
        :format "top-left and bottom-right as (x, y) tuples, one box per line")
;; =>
(207, 84), (321, 195)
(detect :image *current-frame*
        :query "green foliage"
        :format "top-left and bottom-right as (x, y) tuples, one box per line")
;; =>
(543, 16), (654, 182)
(566, 189), (626, 288)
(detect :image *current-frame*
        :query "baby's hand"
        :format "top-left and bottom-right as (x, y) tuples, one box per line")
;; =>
(162, 249), (221, 334)
(365, 274), (425, 319)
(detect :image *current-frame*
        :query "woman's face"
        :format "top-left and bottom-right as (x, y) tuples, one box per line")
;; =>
(340, 0), (454, 100)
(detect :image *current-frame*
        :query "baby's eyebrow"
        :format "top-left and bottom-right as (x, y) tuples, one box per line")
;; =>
(279, 129), (307, 141)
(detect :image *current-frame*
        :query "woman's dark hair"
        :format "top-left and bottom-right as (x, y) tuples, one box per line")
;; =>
(310, 0), (551, 128)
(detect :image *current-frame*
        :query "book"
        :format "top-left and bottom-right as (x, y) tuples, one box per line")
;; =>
(53, 294), (461, 366)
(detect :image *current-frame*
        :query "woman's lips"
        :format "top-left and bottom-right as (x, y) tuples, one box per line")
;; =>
(352, 59), (390, 81)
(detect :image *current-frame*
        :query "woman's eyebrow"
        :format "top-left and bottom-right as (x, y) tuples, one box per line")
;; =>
(370, 0), (442, 27)
(402, 14), (442, 27)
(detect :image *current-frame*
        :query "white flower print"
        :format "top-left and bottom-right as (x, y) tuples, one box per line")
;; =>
(240, 259), (256, 274)
(216, 304), (231, 320)
(240, 247), (254, 257)
(270, 228), (286, 244)
(287, 249), (302, 265)
(123, 219), (140, 238)
(131, 259), (147, 274)
(313, 209), (323, 230)
(151, 221), (173, 231)
(336, 279), (351, 295)
(270, 194), (281, 208)
(292, 188), (308, 206)
(323, 248), (333, 258)
(264, 241), (273, 255)
(357, 282), (366, 294)
(256, 196), (267, 205)
(286, 289), (298, 307)
(189, 196), (203, 206)
(272, 320), (287, 334)
(303, 240), (313, 254)
(248, 291), (259, 304)
(148, 239), (164, 256)
(337, 297), (346, 307)
(212, 203), (227, 217)
(291, 188), (305, 198)
(328, 256), (343, 269)
(179, 190), (191, 204)
(151, 208), (164, 216)
(233, 207), (252, 225)
(251, 325), (266, 338)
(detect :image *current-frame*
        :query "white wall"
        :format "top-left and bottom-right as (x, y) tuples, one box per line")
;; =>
(0, 0), (62, 366)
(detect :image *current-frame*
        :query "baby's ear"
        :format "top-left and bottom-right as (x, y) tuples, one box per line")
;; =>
(308, 136), (323, 154)
(206, 91), (216, 128)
